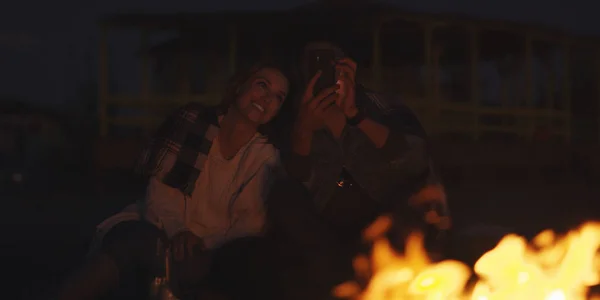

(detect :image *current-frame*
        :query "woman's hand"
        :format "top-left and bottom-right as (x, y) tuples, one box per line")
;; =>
(171, 230), (204, 261)
(170, 231), (211, 294)
(294, 71), (340, 133)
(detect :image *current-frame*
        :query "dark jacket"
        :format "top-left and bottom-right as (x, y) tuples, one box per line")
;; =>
(283, 85), (438, 211)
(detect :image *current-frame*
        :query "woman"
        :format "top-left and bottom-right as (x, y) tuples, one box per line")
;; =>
(57, 62), (290, 300)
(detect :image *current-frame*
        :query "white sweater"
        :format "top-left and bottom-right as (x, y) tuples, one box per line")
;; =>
(94, 133), (280, 250)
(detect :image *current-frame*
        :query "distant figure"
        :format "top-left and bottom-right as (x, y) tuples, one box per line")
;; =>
(0, 111), (70, 185)
(268, 41), (450, 299)
(57, 61), (290, 300)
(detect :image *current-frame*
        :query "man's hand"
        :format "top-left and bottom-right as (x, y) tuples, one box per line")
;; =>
(334, 57), (358, 118)
(332, 57), (392, 148)
(294, 71), (340, 133)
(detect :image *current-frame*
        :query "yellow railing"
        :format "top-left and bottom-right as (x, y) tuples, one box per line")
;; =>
(102, 80), (570, 141)
(362, 64), (571, 141)
(400, 98), (570, 141)
(98, 15), (587, 141)
(104, 93), (223, 131)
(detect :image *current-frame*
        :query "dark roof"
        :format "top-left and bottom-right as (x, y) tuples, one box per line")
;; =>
(99, 1), (598, 41)
(99, 0), (392, 29)
(100, 11), (273, 31)
(103, 0), (600, 63)
(143, 37), (212, 57)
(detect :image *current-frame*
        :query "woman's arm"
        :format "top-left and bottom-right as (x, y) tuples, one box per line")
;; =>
(343, 120), (428, 172)
(143, 153), (189, 239)
(137, 102), (211, 238)
(144, 177), (187, 239)
(226, 155), (280, 240)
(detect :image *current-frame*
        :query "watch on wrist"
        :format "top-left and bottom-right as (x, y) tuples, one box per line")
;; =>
(347, 109), (367, 126)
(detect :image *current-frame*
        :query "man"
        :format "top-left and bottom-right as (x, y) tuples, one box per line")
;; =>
(268, 41), (449, 299)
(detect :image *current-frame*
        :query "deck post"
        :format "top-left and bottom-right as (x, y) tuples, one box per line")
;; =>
(524, 32), (535, 140)
(598, 49), (600, 144)
(469, 27), (480, 140)
(372, 20), (382, 91)
(140, 29), (151, 102)
(562, 42), (571, 143)
(423, 23), (434, 133)
(179, 37), (191, 100)
(525, 34), (534, 106)
(431, 30), (441, 104)
(228, 24), (237, 76)
(98, 25), (109, 137)
(424, 23), (433, 103)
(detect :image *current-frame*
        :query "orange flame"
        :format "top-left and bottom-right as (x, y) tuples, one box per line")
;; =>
(334, 216), (600, 300)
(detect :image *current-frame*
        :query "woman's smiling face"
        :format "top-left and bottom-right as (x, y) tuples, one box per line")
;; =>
(235, 67), (289, 125)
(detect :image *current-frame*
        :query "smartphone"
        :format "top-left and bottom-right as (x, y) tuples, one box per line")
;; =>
(307, 49), (337, 96)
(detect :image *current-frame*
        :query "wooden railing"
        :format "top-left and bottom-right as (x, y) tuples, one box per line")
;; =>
(102, 71), (570, 142)
(363, 65), (571, 141)
(97, 12), (599, 142)
(104, 93), (223, 132)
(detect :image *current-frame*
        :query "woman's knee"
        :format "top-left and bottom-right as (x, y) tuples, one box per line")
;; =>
(100, 221), (165, 273)
(210, 237), (281, 299)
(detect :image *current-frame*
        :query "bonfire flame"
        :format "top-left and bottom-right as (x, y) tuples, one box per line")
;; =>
(334, 216), (600, 300)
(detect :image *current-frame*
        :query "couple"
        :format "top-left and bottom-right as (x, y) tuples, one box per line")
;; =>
(57, 41), (449, 300)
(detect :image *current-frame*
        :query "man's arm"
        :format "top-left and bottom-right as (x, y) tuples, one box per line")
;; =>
(345, 93), (427, 163)
(354, 117), (390, 149)
(284, 73), (340, 183)
(341, 94), (431, 201)
(285, 126), (313, 182)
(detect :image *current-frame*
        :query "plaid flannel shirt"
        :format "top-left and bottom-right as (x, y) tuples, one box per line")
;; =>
(285, 85), (449, 223)
(135, 103), (222, 196)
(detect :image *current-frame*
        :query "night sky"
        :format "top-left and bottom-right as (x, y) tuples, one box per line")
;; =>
(0, 0), (596, 111)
